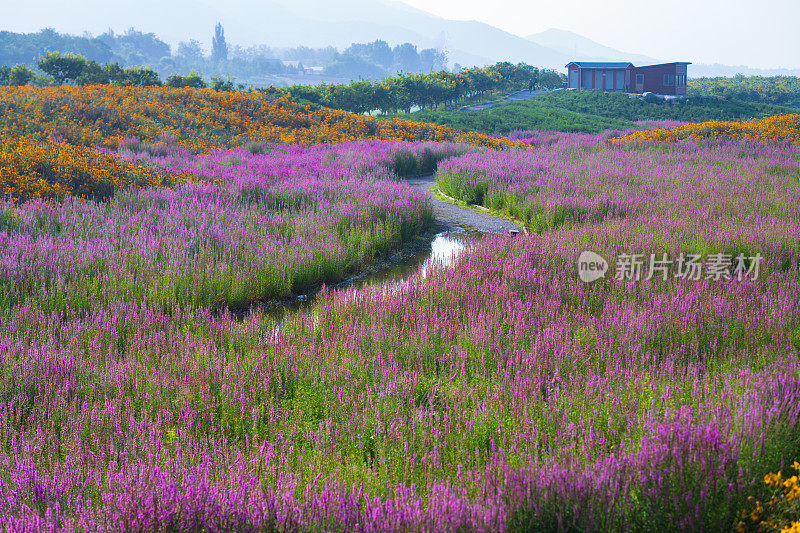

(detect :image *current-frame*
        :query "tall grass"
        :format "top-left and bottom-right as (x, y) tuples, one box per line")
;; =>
(1, 135), (799, 530)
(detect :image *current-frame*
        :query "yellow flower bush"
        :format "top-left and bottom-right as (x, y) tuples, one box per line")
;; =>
(0, 133), (194, 200)
(0, 85), (525, 152)
(611, 114), (800, 144)
(738, 462), (800, 533)
(0, 85), (524, 199)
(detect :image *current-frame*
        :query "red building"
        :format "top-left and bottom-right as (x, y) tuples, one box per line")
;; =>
(566, 62), (634, 91)
(566, 61), (690, 95)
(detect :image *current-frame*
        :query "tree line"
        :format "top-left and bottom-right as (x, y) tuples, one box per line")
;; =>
(688, 75), (800, 108)
(0, 52), (236, 90)
(277, 64), (565, 114)
(0, 51), (565, 117)
(0, 27), (454, 84)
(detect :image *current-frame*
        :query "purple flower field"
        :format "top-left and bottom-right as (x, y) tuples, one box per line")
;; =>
(0, 140), (469, 312)
(1, 132), (799, 531)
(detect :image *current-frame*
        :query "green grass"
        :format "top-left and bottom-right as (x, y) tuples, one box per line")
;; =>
(388, 90), (795, 136)
(392, 102), (630, 135)
(688, 76), (800, 109)
(531, 89), (794, 122)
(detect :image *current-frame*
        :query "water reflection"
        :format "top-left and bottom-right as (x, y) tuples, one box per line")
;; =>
(420, 232), (466, 278)
(240, 230), (472, 320)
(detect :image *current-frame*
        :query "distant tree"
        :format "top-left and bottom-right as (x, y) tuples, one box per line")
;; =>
(280, 45), (336, 66)
(0, 28), (118, 67)
(211, 75), (234, 91)
(229, 44), (274, 61)
(419, 48), (446, 74)
(211, 22), (228, 62)
(8, 64), (35, 86)
(165, 69), (206, 88)
(345, 40), (394, 71)
(324, 53), (385, 80)
(0, 65), (10, 85)
(98, 27), (170, 65)
(369, 40), (393, 70)
(37, 52), (88, 84)
(74, 59), (109, 85)
(392, 43), (421, 74)
(177, 40), (204, 61)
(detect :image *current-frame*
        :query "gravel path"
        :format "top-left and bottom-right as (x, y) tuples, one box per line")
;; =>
(407, 175), (521, 234)
(462, 89), (548, 111)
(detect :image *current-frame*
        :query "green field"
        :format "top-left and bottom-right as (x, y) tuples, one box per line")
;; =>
(389, 89), (794, 135)
(689, 76), (800, 108)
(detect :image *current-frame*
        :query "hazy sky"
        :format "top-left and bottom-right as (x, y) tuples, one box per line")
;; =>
(401, 0), (799, 69)
(3, 0), (797, 69)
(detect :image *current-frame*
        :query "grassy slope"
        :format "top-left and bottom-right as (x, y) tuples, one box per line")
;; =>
(688, 77), (800, 109)
(534, 89), (795, 121)
(394, 103), (630, 135)
(387, 90), (794, 136)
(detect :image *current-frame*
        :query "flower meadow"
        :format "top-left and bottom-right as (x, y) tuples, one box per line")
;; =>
(0, 85), (523, 199)
(0, 86), (524, 152)
(0, 140), (466, 313)
(436, 134), (800, 251)
(0, 85), (527, 200)
(1, 96), (800, 531)
(0, 133), (197, 201)
(611, 113), (800, 144)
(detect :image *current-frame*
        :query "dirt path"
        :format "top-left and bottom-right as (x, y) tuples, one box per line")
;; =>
(462, 89), (549, 111)
(407, 175), (521, 234)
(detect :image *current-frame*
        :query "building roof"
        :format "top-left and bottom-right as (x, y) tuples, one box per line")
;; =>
(566, 61), (634, 69)
(633, 62), (692, 69)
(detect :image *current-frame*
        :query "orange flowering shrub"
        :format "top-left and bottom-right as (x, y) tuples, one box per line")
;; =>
(0, 85), (525, 152)
(738, 462), (800, 532)
(0, 133), (194, 200)
(611, 114), (800, 144)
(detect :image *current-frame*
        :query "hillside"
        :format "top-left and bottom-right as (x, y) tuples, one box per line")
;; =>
(0, 85), (525, 199)
(0, 85), (523, 151)
(395, 89), (794, 136)
(397, 103), (630, 135)
(529, 90), (794, 122)
(689, 76), (800, 108)
(525, 28), (662, 65)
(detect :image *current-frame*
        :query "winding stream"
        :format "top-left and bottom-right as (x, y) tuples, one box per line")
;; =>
(241, 175), (519, 318)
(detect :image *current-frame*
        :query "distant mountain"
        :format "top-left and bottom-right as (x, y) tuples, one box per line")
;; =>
(525, 29), (663, 66)
(522, 29), (800, 78)
(4, 1), (790, 77)
(3, 0), (571, 68)
(689, 63), (800, 77)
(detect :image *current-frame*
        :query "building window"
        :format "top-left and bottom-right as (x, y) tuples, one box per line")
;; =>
(636, 74), (644, 84)
(676, 74), (686, 86)
(664, 74), (675, 86)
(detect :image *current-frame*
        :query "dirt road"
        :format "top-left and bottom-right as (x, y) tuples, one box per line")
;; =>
(406, 175), (521, 234)
(462, 89), (549, 111)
